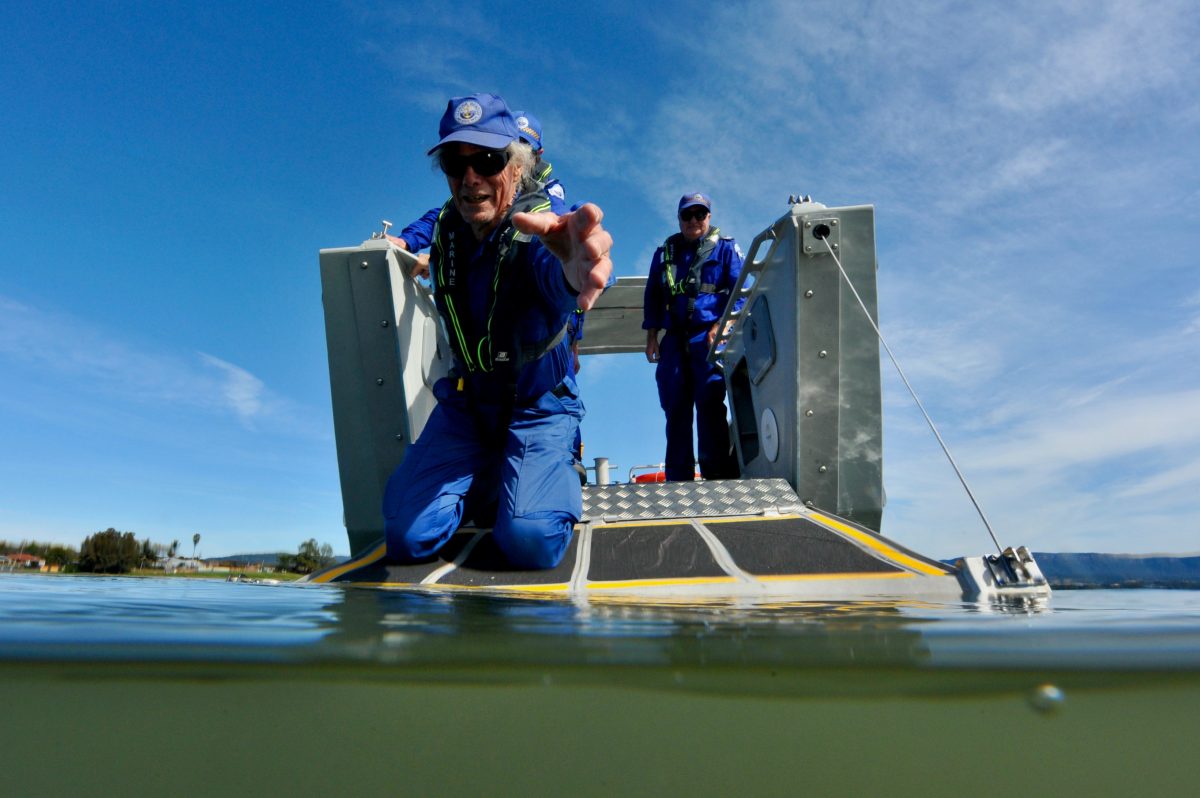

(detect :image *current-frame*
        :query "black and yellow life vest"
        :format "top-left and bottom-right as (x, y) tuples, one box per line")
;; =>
(431, 190), (568, 383)
(660, 226), (723, 316)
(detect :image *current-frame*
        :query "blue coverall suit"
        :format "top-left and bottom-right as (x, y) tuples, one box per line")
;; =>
(642, 228), (743, 481)
(382, 190), (583, 569)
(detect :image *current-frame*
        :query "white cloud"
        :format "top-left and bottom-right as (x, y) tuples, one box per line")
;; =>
(990, 0), (1196, 113)
(197, 353), (266, 424)
(879, 317), (1007, 390)
(0, 294), (305, 432)
(970, 389), (1200, 474)
(1114, 456), (1200, 500)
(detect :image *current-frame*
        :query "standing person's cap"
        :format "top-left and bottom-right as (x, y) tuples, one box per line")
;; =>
(427, 93), (519, 155)
(678, 193), (712, 213)
(514, 111), (544, 152)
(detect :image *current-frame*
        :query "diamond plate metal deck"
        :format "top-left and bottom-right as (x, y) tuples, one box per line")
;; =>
(582, 478), (802, 522)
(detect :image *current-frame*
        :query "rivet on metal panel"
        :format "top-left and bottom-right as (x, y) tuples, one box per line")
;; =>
(805, 409), (814, 417)
(804, 221), (812, 228)
(360, 260), (369, 269)
(831, 219), (838, 226)
(804, 290), (814, 298)
(380, 320), (389, 327)
(832, 243), (839, 251)
(804, 499), (815, 507)
(394, 434), (403, 441)
(818, 350), (828, 358)
(818, 465), (828, 473)
(805, 245), (813, 253)
(375, 378), (384, 386)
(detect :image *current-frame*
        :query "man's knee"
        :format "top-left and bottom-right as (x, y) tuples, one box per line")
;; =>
(492, 512), (574, 569)
(385, 492), (462, 561)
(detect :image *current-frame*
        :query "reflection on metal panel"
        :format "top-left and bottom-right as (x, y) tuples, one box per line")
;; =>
(717, 202), (884, 531)
(319, 241), (450, 556)
(576, 276), (648, 355)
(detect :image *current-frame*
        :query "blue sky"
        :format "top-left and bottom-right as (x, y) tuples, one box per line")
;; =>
(2, 1), (1197, 558)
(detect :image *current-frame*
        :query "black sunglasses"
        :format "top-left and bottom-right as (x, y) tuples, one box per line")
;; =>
(679, 207), (709, 222)
(439, 148), (511, 178)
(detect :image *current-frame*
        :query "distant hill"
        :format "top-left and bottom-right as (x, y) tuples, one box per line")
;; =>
(1032, 552), (1200, 589)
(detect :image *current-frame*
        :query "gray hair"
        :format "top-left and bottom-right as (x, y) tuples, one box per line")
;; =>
(507, 141), (537, 192)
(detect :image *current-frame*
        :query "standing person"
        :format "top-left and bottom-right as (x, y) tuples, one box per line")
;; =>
(381, 93), (612, 570)
(513, 111), (564, 206)
(643, 193), (743, 482)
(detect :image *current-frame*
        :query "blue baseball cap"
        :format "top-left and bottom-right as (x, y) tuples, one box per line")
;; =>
(678, 193), (712, 213)
(427, 93), (519, 155)
(514, 111), (544, 152)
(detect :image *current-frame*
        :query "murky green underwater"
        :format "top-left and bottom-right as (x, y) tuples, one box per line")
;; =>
(3, 574), (1198, 796)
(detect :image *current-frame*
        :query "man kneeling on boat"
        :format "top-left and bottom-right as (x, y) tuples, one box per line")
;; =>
(381, 93), (613, 569)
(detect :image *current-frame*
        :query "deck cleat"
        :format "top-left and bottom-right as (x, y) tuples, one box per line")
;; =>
(955, 546), (1051, 600)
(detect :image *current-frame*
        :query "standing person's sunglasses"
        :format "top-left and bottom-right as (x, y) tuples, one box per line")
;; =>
(439, 149), (511, 178)
(679, 207), (709, 222)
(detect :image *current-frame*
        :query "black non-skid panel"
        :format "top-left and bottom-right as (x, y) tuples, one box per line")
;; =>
(329, 512), (923, 587)
(588, 523), (727, 582)
(708, 518), (901, 576)
(811, 512), (955, 574)
(436, 531), (578, 587)
(330, 532), (477, 584)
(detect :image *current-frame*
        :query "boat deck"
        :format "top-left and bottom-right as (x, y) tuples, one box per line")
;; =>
(308, 479), (961, 600)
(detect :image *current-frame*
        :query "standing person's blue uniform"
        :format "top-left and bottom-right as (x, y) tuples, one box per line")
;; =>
(381, 93), (613, 569)
(643, 193), (743, 482)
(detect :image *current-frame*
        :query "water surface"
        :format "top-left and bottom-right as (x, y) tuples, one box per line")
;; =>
(3, 573), (1198, 796)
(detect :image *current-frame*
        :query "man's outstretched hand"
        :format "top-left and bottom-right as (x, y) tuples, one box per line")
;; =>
(513, 203), (612, 311)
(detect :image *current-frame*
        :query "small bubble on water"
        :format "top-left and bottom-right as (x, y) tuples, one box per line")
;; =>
(1027, 683), (1065, 714)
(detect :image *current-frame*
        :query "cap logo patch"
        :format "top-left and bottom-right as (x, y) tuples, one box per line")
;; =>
(692, 194), (704, 201)
(453, 100), (483, 125)
(517, 118), (540, 142)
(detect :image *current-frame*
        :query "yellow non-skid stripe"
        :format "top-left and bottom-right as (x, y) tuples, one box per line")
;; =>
(585, 575), (740, 590)
(591, 514), (804, 530)
(345, 581), (570, 594)
(337, 572), (914, 591)
(309, 542), (387, 583)
(428, 581), (572, 593)
(590, 518), (707, 529)
(756, 571), (915, 583)
(808, 512), (950, 575)
(699, 514), (804, 524)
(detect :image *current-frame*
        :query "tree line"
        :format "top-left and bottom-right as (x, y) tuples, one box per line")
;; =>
(0, 539), (78, 567)
(3, 531), (337, 575)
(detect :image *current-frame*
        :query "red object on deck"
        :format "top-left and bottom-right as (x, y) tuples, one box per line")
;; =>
(633, 471), (667, 484)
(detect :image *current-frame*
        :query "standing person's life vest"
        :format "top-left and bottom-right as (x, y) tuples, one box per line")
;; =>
(659, 227), (725, 321)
